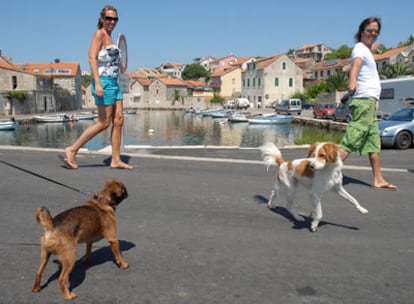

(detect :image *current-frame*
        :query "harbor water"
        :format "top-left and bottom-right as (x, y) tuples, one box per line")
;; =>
(0, 110), (306, 150)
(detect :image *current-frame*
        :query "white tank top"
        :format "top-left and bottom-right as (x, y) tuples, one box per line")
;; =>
(97, 44), (121, 77)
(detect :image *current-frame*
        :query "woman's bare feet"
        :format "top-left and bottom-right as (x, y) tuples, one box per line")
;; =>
(110, 161), (134, 170)
(64, 147), (78, 169)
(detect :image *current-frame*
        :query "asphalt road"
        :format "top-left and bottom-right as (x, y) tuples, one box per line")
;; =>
(0, 145), (413, 304)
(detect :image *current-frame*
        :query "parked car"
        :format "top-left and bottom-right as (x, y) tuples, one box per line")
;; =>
(313, 103), (336, 119)
(301, 100), (314, 110)
(235, 98), (251, 110)
(333, 103), (352, 122)
(275, 99), (302, 115)
(224, 99), (235, 109)
(378, 106), (414, 149)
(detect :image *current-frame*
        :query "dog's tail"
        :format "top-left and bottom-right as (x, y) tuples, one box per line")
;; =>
(260, 142), (284, 170)
(35, 206), (55, 231)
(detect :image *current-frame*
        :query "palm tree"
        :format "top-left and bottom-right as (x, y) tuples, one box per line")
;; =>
(325, 70), (348, 91)
(380, 63), (414, 79)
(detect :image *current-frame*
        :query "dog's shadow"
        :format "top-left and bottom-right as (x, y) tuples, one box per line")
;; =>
(40, 240), (135, 291)
(254, 195), (360, 231)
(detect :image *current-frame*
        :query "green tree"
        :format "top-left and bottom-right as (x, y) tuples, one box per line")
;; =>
(209, 90), (224, 105)
(5, 90), (27, 115)
(171, 89), (182, 105)
(325, 70), (348, 91)
(380, 62), (414, 79)
(81, 74), (92, 88)
(398, 35), (414, 47)
(182, 64), (210, 81)
(323, 45), (352, 60)
(306, 82), (329, 100)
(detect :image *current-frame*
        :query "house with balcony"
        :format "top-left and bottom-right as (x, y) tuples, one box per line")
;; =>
(242, 54), (304, 108)
(209, 66), (243, 100)
(0, 53), (82, 115)
(193, 55), (215, 70)
(374, 44), (414, 70)
(158, 62), (186, 79)
(208, 54), (238, 73)
(19, 62), (82, 112)
(312, 58), (351, 81)
(295, 43), (333, 62)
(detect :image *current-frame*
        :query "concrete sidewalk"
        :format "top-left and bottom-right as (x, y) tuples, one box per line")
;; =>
(0, 146), (413, 304)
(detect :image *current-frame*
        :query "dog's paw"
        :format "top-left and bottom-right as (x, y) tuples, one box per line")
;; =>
(310, 222), (318, 232)
(32, 286), (41, 293)
(358, 206), (368, 214)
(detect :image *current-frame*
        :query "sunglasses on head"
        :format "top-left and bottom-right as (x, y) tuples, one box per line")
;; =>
(104, 16), (118, 22)
(365, 28), (379, 34)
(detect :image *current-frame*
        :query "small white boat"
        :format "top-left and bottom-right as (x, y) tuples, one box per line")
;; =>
(184, 107), (196, 114)
(34, 114), (79, 123)
(210, 109), (233, 118)
(200, 108), (223, 117)
(0, 120), (19, 130)
(228, 112), (258, 123)
(248, 114), (294, 124)
(123, 109), (137, 114)
(73, 113), (97, 120)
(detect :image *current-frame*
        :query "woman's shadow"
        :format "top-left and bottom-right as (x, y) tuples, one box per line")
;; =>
(40, 240), (135, 292)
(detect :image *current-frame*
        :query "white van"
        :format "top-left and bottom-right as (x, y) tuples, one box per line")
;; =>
(275, 99), (302, 115)
(235, 98), (251, 110)
(379, 77), (414, 118)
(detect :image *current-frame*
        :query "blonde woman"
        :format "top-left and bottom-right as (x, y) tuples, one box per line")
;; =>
(64, 5), (133, 170)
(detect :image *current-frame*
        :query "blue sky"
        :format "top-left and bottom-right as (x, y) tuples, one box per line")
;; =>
(2, 0), (413, 73)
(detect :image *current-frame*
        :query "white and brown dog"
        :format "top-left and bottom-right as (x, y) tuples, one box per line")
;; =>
(260, 142), (368, 232)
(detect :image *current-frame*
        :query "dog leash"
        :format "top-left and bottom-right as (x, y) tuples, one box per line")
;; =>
(0, 159), (93, 197)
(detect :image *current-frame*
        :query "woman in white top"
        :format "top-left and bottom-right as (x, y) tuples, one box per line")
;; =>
(340, 17), (396, 190)
(64, 5), (133, 170)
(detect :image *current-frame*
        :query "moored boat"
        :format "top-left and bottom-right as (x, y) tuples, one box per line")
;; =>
(123, 109), (137, 114)
(0, 120), (19, 130)
(228, 111), (260, 123)
(34, 114), (79, 123)
(73, 113), (98, 120)
(248, 114), (294, 124)
(210, 109), (233, 118)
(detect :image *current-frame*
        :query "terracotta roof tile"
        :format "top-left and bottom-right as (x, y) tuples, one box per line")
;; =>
(18, 62), (80, 77)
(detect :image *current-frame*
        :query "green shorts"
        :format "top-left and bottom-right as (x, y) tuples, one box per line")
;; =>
(341, 98), (380, 155)
(92, 76), (123, 106)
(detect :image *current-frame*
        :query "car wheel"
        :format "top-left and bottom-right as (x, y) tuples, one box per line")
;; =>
(345, 116), (351, 123)
(394, 131), (412, 149)
(333, 115), (337, 121)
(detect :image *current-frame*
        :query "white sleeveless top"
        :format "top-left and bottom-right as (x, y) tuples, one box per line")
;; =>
(97, 44), (121, 78)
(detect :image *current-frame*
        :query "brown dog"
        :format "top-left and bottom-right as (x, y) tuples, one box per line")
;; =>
(32, 179), (129, 300)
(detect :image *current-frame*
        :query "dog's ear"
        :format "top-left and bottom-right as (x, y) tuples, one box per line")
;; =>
(107, 180), (128, 206)
(307, 142), (319, 157)
(325, 143), (339, 163)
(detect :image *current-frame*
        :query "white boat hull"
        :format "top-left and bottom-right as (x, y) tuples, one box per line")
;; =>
(248, 115), (293, 124)
(0, 121), (18, 130)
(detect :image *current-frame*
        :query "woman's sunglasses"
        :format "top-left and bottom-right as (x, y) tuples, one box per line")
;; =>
(365, 29), (379, 35)
(104, 16), (119, 22)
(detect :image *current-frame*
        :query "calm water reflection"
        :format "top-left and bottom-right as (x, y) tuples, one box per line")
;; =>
(0, 111), (305, 150)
